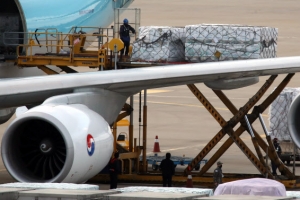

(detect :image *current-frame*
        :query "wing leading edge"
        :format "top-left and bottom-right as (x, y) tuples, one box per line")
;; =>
(1, 56), (300, 108)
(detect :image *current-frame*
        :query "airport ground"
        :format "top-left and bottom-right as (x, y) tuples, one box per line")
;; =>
(0, 0), (300, 190)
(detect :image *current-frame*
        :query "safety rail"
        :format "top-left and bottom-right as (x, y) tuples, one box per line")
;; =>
(16, 31), (110, 69)
(67, 27), (115, 46)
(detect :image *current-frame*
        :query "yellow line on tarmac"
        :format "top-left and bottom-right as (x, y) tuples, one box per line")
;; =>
(146, 144), (207, 155)
(141, 90), (172, 94)
(141, 100), (269, 117)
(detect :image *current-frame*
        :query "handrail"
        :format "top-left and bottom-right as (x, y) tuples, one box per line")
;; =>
(16, 33), (109, 54)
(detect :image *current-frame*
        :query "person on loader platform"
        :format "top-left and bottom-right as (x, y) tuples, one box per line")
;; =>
(271, 138), (282, 175)
(119, 18), (135, 60)
(159, 152), (175, 187)
(213, 161), (223, 191)
(109, 152), (121, 189)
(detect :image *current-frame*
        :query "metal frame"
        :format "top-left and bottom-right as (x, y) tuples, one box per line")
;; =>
(185, 74), (295, 180)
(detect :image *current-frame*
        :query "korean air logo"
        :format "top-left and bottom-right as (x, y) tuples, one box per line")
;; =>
(87, 134), (95, 156)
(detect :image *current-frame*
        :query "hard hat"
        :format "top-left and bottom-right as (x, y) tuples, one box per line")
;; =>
(123, 18), (129, 24)
(217, 161), (223, 165)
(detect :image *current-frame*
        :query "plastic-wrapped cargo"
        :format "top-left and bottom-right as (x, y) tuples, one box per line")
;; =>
(131, 26), (185, 62)
(185, 24), (278, 62)
(269, 87), (300, 141)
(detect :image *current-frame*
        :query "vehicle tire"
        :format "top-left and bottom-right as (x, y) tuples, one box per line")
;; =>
(195, 164), (200, 171)
(287, 160), (291, 165)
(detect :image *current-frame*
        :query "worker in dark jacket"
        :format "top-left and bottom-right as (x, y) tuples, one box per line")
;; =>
(109, 152), (121, 189)
(213, 161), (223, 191)
(271, 138), (282, 175)
(159, 152), (175, 187)
(119, 18), (135, 60)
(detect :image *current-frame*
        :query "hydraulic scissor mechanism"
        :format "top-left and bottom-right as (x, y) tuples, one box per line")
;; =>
(184, 74), (296, 180)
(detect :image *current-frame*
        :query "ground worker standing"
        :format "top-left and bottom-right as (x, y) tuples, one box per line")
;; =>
(271, 138), (282, 175)
(119, 18), (135, 60)
(213, 161), (223, 191)
(109, 152), (121, 189)
(159, 152), (175, 187)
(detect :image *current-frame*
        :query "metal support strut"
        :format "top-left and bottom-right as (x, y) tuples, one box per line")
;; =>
(185, 74), (295, 180)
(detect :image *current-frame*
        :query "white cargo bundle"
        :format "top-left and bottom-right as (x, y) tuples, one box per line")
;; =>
(269, 88), (300, 141)
(185, 24), (278, 62)
(131, 26), (185, 62)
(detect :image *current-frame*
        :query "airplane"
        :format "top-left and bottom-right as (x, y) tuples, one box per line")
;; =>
(0, 0), (133, 131)
(1, 0), (300, 185)
(0, 56), (300, 183)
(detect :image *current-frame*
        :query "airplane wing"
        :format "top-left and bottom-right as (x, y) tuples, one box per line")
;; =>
(1, 56), (300, 109)
(2, 56), (300, 184)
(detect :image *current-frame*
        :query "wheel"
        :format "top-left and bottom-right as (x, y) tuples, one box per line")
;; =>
(195, 164), (200, 170)
(287, 160), (291, 165)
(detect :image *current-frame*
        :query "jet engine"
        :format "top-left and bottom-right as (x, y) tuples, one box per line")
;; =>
(288, 94), (300, 149)
(1, 104), (113, 183)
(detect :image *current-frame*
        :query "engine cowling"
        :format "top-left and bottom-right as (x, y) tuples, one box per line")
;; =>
(288, 94), (300, 149)
(1, 104), (113, 183)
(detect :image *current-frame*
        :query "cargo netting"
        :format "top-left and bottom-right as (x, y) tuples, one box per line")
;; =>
(131, 24), (278, 63)
(185, 24), (277, 62)
(269, 88), (300, 141)
(131, 26), (185, 62)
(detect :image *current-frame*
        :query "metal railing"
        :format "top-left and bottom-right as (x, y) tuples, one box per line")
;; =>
(4, 27), (111, 55)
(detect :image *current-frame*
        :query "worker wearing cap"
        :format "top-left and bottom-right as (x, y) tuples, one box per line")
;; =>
(271, 138), (282, 175)
(213, 161), (223, 190)
(119, 18), (135, 60)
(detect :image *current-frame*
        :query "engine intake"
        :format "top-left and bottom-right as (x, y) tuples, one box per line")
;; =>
(9, 119), (66, 181)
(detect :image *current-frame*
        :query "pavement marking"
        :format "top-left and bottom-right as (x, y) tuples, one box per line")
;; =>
(146, 95), (249, 100)
(138, 90), (172, 94)
(147, 133), (268, 156)
(146, 144), (206, 155)
(135, 93), (250, 100)
(142, 100), (269, 117)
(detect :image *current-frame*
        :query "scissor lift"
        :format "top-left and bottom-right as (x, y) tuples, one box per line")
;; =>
(9, 28), (300, 188)
(91, 73), (300, 189)
(4, 11), (300, 188)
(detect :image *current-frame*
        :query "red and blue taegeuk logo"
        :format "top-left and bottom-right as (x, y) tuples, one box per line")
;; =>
(87, 134), (95, 156)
